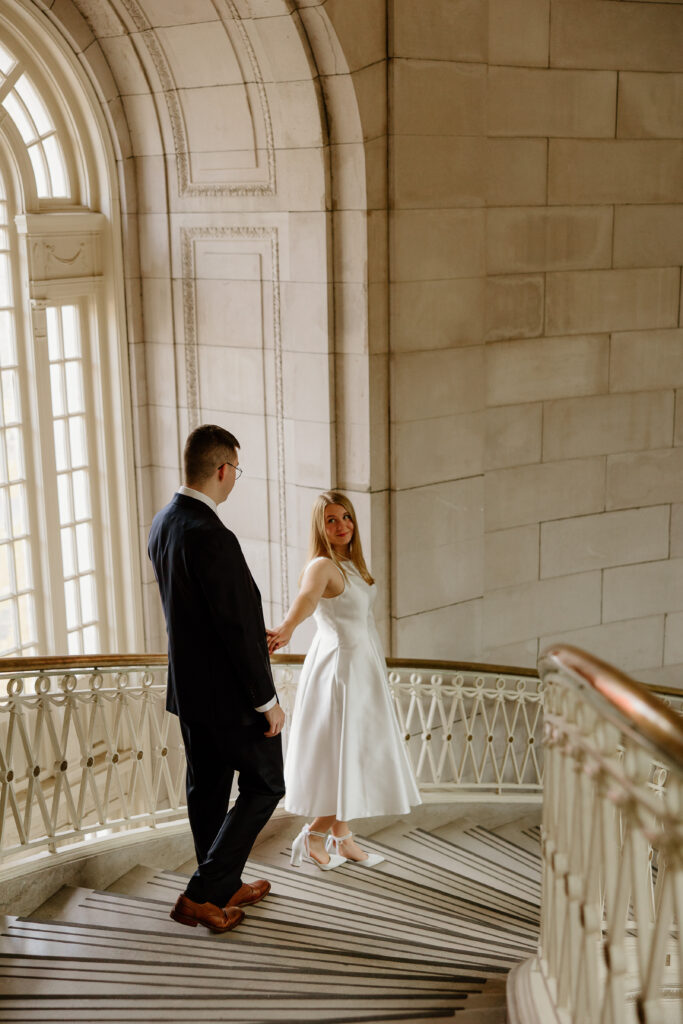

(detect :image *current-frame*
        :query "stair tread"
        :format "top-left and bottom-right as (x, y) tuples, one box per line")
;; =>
(3, 815), (540, 1021)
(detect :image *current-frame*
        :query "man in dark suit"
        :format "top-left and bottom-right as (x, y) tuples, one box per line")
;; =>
(148, 424), (285, 933)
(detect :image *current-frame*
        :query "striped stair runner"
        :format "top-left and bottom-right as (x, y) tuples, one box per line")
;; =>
(0, 814), (540, 1022)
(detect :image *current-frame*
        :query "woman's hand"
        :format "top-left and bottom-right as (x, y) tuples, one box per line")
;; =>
(267, 623), (292, 653)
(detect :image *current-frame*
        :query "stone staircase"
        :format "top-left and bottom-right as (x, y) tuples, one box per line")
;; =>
(0, 809), (541, 1022)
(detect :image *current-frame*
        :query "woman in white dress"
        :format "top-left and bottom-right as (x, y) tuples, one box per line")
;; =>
(267, 491), (421, 870)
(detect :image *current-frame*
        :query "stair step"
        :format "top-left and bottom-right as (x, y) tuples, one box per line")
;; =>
(1, 812), (541, 1021)
(376, 829), (539, 904)
(455, 1007), (506, 1023)
(3, 913), (479, 977)
(156, 862), (536, 955)
(104, 864), (161, 895)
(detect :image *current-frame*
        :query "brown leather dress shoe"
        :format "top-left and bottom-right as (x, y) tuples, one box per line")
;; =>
(225, 879), (271, 908)
(170, 893), (244, 933)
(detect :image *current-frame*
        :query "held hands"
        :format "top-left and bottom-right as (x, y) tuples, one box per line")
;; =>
(266, 623), (292, 654)
(263, 702), (285, 737)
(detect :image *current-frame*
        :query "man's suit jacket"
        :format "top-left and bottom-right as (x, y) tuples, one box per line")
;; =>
(148, 493), (277, 729)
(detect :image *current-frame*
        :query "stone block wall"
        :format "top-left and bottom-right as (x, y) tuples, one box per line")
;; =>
(41, 0), (683, 684)
(389, 0), (487, 662)
(389, 0), (683, 686)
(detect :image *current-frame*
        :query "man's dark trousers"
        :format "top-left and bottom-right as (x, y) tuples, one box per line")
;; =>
(181, 717), (284, 905)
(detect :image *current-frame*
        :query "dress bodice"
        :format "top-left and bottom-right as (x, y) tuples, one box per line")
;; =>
(311, 559), (376, 648)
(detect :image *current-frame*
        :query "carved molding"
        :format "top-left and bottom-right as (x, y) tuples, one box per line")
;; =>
(114, 0), (275, 197)
(14, 213), (104, 283)
(180, 225), (288, 607)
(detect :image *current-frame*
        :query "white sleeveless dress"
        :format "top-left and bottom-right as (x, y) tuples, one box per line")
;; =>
(284, 559), (422, 821)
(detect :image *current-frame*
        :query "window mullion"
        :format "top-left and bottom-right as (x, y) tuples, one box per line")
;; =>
(27, 298), (67, 650)
(80, 295), (110, 653)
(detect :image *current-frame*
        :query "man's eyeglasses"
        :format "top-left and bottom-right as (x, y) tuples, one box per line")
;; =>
(221, 461), (242, 480)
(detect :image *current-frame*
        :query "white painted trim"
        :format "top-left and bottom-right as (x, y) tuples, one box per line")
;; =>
(507, 957), (564, 1024)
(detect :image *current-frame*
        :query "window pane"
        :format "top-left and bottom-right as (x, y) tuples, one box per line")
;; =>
(0, 544), (12, 597)
(0, 42), (16, 77)
(18, 593), (36, 646)
(69, 416), (86, 467)
(43, 135), (68, 197)
(60, 526), (76, 577)
(0, 490), (10, 541)
(67, 630), (82, 655)
(0, 599), (18, 654)
(15, 75), (52, 136)
(62, 306), (80, 357)
(65, 361), (84, 414)
(82, 624), (98, 653)
(0, 254), (12, 306)
(9, 484), (27, 534)
(72, 469), (90, 519)
(46, 307), (61, 360)
(2, 369), (19, 424)
(5, 428), (22, 483)
(75, 522), (93, 573)
(50, 363), (65, 416)
(6, 427), (23, 480)
(0, 313), (16, 364)
(3, 92), (35, 144)
(53, 418), (69, 471)
(79, 574), (96, 622)
(57, 473), (73, 523)
(64, 578), (79, 630)
(14, 538), (31, 590)
(28, 144), (50, 197)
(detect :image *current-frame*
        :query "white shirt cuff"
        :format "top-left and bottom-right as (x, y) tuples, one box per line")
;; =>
(255, 696), (277, 713)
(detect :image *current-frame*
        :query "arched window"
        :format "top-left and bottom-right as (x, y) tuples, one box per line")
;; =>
(0, 18), (141, 656)
(0, 39), (69, 200)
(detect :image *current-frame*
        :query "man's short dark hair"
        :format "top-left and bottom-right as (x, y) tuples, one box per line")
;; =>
(183, 424), (240, 485)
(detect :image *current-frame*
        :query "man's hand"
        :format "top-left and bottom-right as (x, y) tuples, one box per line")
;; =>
(263, 702), (285, 737)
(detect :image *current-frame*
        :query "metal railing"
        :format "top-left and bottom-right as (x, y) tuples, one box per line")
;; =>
(508, 645), (683, 1024)
(0, 653), (547, 866)
(1, 651), (681, 879)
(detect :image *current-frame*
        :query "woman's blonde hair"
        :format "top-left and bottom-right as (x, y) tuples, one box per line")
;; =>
(305, 490), (374, 585)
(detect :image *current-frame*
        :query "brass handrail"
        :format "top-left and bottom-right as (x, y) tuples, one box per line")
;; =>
(539, 644), (683, 772)
(0, 654), (168, 673)
(0, 652), (539, 676)
(1, 651), (682, 698)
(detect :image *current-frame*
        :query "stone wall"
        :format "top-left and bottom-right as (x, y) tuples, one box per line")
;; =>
(386, 0), (683, 686)
(36, 0), (683, 685)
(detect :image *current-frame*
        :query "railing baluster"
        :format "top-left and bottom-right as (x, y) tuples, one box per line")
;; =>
(517, 645), (683, 1024)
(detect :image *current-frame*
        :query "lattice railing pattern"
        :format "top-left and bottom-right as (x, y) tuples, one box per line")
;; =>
(0, 662), (184, 864)
(2, 655), (681, 869)
(538, 657), (683, 1024)
(276, 662), (546, 791)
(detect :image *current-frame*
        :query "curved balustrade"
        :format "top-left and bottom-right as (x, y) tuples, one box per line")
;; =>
(0, 653), (545, 867)
(1, 650), (681, 885)
(508, 644), (683, 1024)
(0, 656), (183, 866)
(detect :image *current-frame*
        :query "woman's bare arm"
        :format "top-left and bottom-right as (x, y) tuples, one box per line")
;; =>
(267, 559), (342, 652)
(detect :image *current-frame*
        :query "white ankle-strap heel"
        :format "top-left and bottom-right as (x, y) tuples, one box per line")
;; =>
(290, 823), (346, 870)
(325, 832), (385, 867)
